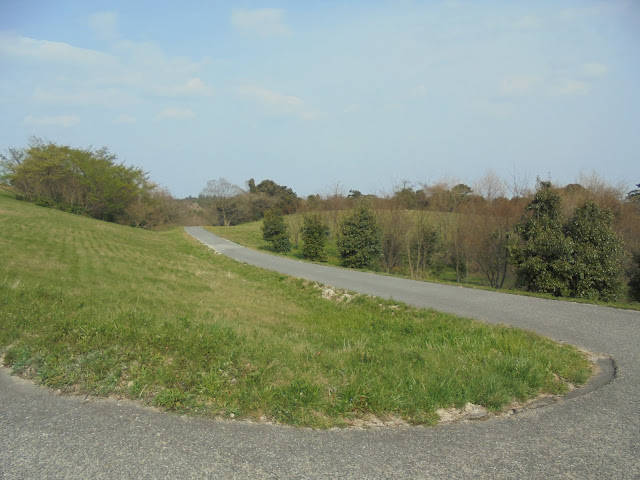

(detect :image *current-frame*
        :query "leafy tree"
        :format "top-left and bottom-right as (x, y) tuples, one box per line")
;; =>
(261, 207), (290, 252)
(509, 182), (574, 296)
(336, 202), (382, 268)
(248, 178), (299, 214)
(392, 183), (418, 210)
(2, 140), (150, 222)
(510, 182), (624, 300)
(301, 214), (328, 261)
(628, 251), (640, 302)
(125, 185), (181, 228)
(563, 201), (623, 301)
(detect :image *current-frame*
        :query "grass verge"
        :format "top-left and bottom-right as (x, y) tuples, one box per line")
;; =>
(0, 192), (591, 427)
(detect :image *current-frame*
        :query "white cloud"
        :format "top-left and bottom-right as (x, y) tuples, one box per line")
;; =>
(31, 87), (139, 107)
(0, 33), (117, 68)
(114, 114), (136, 124)
(500, 76), (541, 96)
(553, 79), (589, 96)
(22, 114), (80, 127)
(1, 31), (212, 113)
(88, 11), (119, 42)
(154, 107), (196, 121)
(236, 85), (316, 120)
(154, 77), (213, 97)
(231, 8), (290, 37)
(583, 63), (608, 77)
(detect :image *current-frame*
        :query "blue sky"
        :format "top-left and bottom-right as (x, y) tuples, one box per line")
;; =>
(1, 1), (638, 198)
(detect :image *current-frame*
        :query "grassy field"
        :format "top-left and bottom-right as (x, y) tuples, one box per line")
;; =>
(0, 192), (591, 427)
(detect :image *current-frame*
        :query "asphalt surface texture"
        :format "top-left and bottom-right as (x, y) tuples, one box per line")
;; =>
(1, 227), (638, 479)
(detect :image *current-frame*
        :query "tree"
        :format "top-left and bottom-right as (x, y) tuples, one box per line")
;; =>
(248, 178), (299, 214)
(301, 214), (328, 261)
(510, 182), (625, 300)
(405, 212), (441, 278)
(261, 207), (291, 252)
(2, 140), (150, 222)
(472, 220), (509, 288)
(563, 201), (623, 301)
(200, 178), (244, 226)
(509, 182), (574, 296)
(336, 202), (382, 268)
(392, 181), (418, 210)
(287, 215), (304, 248)
(377, 207), (409, 272)
(124, 185), (181, 229)
(628, 251), (640, 302)
(0, 146), (27, 185)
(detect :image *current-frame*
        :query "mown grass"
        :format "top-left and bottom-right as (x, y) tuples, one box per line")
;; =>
(0, 192), (591, 427)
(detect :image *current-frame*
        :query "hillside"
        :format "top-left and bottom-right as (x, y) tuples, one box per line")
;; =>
(0, 192), (591, 427)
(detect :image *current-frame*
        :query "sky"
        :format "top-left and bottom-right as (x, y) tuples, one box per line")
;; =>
(1, 1), (638, 198)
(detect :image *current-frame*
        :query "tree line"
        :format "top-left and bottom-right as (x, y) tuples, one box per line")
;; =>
(0, 139), (180, 228)
(2, 139), (638, 302)
(260, 178), (640, 303)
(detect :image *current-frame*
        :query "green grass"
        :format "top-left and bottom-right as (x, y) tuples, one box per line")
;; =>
(0, 192), (592, 427)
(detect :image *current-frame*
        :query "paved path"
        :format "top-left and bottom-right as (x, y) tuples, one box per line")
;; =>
(1, 228), (638, 479)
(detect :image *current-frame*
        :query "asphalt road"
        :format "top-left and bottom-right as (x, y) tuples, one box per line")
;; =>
(1, 227), (638, 479)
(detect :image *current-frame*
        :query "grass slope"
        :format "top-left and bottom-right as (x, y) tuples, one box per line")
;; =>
(0, 193), (591, 427)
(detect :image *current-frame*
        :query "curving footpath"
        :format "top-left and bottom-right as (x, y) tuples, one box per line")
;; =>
(1, 227), (638, 479)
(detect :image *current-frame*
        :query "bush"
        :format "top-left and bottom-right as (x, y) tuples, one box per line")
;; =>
(302, 214), (328, 261)
(563, 201), (623, 301)
(510, 182), (624, 300)
(336, 203), (382, 268)
(628, 252), (640, 302)
(261, 208), (290, 252)
(510, 182), (574, 296)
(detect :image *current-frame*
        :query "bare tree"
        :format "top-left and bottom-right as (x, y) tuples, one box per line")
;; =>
(474, 169), (506, 201)
(287, 214), (304, 248)
(200, 178), (244, 226)
(323, 181), (347, 235)
(507, 167), (533, 199)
